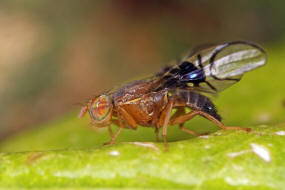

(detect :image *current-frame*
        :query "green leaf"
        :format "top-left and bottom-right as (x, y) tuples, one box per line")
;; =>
(0, 124), (285, 189)
(0, 44), (285, 189)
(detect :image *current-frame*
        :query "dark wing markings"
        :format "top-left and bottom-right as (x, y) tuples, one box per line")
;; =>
(152, 41), (266, 95)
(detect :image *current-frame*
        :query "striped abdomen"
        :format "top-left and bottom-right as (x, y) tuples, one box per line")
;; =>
(174, 90), (222, 121)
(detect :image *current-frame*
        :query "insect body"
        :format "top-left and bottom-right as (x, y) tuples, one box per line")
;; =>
(79, 41), (266, 151)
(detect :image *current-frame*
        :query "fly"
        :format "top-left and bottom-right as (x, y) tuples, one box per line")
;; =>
(79, 41), (266, 151)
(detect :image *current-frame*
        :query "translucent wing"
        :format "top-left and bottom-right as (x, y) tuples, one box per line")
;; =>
(153, 41), (266, 94)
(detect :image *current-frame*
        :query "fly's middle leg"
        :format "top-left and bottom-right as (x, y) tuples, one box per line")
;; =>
(158, 99), (174, 151)
(154, 127), (160, 142)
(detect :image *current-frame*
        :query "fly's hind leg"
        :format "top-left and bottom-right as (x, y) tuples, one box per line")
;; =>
(170, 110), (251, 133)
(197, 111), (251, 132)
(179, 123), (202, 136)
(171, 108), (202, 136)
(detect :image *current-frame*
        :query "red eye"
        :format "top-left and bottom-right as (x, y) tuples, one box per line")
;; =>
(90, 95), (111, 121)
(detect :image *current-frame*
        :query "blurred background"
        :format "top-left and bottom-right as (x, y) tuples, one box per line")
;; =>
(0, 0), (285, 146)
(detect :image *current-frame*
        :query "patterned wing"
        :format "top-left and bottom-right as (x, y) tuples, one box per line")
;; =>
(153, 41), (267, 94)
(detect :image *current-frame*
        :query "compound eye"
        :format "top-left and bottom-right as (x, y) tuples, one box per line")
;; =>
(90, 95), (111, 121)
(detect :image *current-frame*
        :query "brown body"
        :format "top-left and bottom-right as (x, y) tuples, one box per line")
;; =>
(111, 79), (221, 129)
(112, 80), (168, 128)
(79, 41), (266, 151)
(80, 78), (250, 151)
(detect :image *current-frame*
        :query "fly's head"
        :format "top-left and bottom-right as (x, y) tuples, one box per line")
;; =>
(79, 94), (113, 126)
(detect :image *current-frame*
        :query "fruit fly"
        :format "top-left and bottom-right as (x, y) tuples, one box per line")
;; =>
(79, 41), (266, 151)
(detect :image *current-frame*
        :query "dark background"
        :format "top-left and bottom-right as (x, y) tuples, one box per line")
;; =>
(0, 0), (284, 141)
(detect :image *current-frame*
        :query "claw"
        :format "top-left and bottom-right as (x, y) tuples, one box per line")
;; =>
(103, 140), (115, 146)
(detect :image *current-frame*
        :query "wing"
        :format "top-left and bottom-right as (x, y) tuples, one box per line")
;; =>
(152, 41), (267, 94)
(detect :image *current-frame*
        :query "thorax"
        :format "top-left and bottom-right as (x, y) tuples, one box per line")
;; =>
(112, 80), (168, 126)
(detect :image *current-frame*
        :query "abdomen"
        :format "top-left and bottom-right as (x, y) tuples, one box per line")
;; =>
(173, 90), (222, 121)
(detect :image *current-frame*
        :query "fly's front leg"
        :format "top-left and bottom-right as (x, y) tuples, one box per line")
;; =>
(117, 107), (138, 130)
(104, 116), (124, 145)
(104, 107), (138, 146)
(107, 118), (121, 138)
(88, 120), (114, 138)
(108, 126), (114, 138)
(158, 99), (174, 151)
